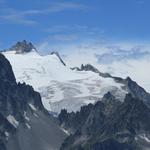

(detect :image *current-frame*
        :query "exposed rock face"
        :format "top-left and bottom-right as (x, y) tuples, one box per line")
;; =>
(113, 76), (150, 107)
(80, 64), (100, 73)
(51, 51), (66, 66)
(71, 64), (111, 78)
(0, 53), (66, 150)
(59, 93), (150, 150)
(0, 54), (16, 82)
(125, 77), (150, 106)
(8, 40), (36, 54)
(72, 64), (150, 108)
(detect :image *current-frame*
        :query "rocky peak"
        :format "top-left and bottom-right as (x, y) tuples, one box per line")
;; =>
(102, 92), (115, 100)
(80, 64), (100, 73)
(71, 64), (99, 72)
(126, 76), (132, 82)
(124, 77), (150, 107)
(71, 64), (111, 78)
(8, 40), (36, 54)
(50, 51), (66, 66)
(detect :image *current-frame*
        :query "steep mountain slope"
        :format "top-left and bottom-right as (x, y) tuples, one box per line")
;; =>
(59, 93), (150, 150)
(0, 53), (67, 150)
(2, 41), (128, 113)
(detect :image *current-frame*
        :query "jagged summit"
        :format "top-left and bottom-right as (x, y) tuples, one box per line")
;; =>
(71, 64), (112, 78)
(50, 51), (66, 66)
(8, 40), (37, 54)
(59, 93), (150, 150)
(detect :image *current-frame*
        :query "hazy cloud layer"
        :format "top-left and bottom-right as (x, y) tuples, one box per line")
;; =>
(0, 2), (88, 25)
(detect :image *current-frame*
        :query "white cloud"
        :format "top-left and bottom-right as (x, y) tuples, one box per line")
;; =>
(46, 2), (88, 12)
(0, 2), (88, 25)
(136, 0), (145, 4)
(42, 25), (105, 47)
(61, 41), (150, 92)
(0, 13), (36, 25)
(36, 36), (150, 94)
(44, 25), (88, 33)
(45, 25), (103, 34)
(0, 8), (37, 25)
(48, 34), (79, 41)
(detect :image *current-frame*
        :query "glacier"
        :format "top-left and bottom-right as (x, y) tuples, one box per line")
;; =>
(3, 50), (127, 113)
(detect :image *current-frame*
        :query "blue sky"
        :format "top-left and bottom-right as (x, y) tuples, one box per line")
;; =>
(0, 0), (150, 52)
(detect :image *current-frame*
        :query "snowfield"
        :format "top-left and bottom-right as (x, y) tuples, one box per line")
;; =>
(3, 50), (127, 113)
(7, 115), (19, 128)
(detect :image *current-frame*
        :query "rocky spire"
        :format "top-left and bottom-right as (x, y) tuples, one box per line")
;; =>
(50, 51), (66, 66)
(8, 40), (37, 54)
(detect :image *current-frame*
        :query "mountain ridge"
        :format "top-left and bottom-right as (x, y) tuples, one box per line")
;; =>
(5, 40), (36, 54)
(2, 44), (128, 113)
(0, 41), (150, 150)
(0, 53), (67, 150)
(59, 93), (150, 150)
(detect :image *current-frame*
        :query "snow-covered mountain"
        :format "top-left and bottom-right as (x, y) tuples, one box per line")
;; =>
(63, 46), (150, 93)
(0, 53), (66, 150)
(2, 41), (129, 114)
(1, 41), (150, 150)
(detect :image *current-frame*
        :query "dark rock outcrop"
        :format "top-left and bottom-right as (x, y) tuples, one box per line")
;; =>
(125, 77), (150, 106)
(0, 54), (16, 82)
(51, 51), (66, 66)
(113, 76), (150, 107)
(0, 53), (66, 150)
(59, 93), (150, 150)
(7, 40), (36, 54)
(71, 64), (111, 78)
